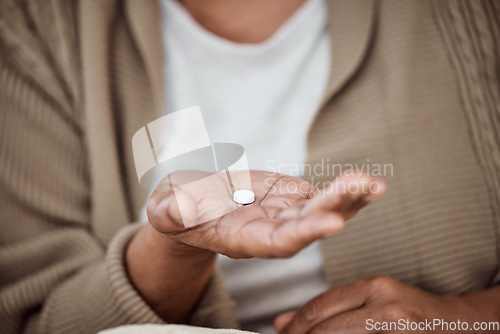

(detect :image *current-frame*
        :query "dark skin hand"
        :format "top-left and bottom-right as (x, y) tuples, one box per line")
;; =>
(125, 0), (499, 330)
(147, 170), (386, 258)
(126, 170), (386, 323)
(274, 276), (500, 334)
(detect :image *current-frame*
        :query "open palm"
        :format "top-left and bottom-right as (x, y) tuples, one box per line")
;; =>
(147, 170), (385, 259)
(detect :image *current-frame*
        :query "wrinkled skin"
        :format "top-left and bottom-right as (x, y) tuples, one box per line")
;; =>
(274, 275), (500, 334)
(147, 170), (386, 259)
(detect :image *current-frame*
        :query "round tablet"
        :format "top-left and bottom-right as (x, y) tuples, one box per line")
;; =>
(233, 190), (255, 205)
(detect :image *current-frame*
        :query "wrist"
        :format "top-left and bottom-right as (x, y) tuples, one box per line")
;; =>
(146, 223), (215, 259)
(126, 224), (216, 322)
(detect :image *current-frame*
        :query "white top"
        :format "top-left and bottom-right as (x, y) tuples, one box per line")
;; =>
(158, 0), (331, 332)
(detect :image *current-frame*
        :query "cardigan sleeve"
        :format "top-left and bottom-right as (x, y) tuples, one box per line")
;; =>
(0, 1), (237, 333)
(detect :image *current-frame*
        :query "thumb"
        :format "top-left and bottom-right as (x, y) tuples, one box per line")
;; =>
(147, 188), (198, 233)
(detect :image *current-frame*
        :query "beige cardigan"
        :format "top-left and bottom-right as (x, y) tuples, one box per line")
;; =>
(1, 0), (499, 333)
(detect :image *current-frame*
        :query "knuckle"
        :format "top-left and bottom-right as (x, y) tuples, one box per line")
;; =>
(301, 300), (322, 323)
(379, 302), (408, 321)
(367, 275), (396, 296)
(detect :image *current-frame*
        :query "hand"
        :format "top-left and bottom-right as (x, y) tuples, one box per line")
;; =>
(275, 276), (500, 334)
(147, 170), (386, 259)
(128, 170), (385, 323)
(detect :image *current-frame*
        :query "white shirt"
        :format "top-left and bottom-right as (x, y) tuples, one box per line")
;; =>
(158, 0), (331, 332)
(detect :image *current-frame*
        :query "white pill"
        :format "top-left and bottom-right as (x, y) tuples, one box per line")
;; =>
(233, 190), (255, 205)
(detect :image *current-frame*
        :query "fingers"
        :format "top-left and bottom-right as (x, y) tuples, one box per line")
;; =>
(307, 308), (374, 334)
(223, 209), (343, 258)
(266, 211), (346, 257)
(302, 173), (386, 217)
(147, 171), (387, 259)
(280, 310), (373, 334)
(257, 174), (316, 207)
(279, 279), (371, 334)
(274, 311), (296, 332)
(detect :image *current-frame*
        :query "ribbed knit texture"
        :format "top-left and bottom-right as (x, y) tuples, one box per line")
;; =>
(0, 0), (499, 333)
(0, 0), (237, 333)
(314, 0), (500, 294)
(432, 0), (500, 281)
